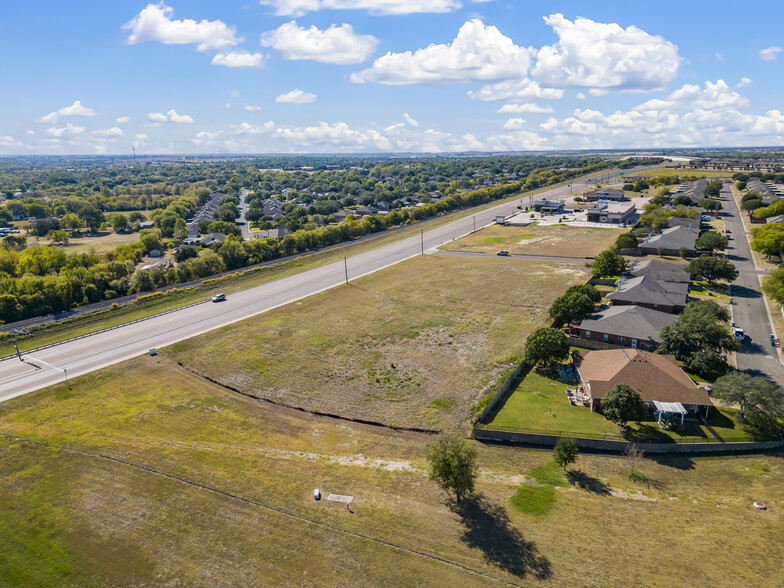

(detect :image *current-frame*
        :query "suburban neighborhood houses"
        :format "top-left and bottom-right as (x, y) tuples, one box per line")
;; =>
(572, 348), (713, 418)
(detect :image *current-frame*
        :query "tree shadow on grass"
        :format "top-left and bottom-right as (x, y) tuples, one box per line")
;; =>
(647, 454), (695, 471)
(566, 470), (611, 496)
(622, 423), (674, 444)
(451, 494), (551, 580)
(628, 469), (667, 492)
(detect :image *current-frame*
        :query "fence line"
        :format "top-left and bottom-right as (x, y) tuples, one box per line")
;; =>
(0, 299), (210, 363)
(475, 422), (778, 445)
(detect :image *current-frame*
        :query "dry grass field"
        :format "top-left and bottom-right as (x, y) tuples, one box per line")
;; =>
(0, 357), (782, 586)
(441, 224), (620, 258)
(167, 255), (589, 431)
(31, 230), (142, 256)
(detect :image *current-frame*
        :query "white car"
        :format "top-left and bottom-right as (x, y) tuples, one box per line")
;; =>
(211, 293), (226, 303)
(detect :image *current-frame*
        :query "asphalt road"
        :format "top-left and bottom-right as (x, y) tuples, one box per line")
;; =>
(0, 171), (631, 402)
(720, 185), (784, 385)
(237, 187), (254, 240)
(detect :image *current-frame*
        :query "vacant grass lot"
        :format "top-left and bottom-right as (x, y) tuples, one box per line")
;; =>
(0, 357), (782, 586)
(31, 229), (143, 256)
(640, 169), (729, 179)
(167, 255), (588, 431)
(483, 369), (755, 443)
(441, 224), (620, 258)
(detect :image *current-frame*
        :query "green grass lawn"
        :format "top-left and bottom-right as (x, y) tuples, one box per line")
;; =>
(483, 369), (756, 443)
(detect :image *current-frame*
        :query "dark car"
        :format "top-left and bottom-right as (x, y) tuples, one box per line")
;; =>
(497, 250), (510, 256)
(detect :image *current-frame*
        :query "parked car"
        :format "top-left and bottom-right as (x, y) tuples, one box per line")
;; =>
(497, 250), (510, 256)
(211, 293), (226, 302)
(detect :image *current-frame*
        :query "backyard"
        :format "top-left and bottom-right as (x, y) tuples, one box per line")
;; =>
(440, 224), (620, 258)
(481, 368), (755, 443)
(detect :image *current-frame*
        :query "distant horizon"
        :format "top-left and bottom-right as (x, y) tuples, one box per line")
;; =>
(0, 148), (782, 160)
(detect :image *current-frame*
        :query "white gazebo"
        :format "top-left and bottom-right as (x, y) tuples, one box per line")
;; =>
(653, 401), (687, 425)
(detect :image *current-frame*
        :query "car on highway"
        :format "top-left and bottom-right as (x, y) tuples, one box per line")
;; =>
(211, 293), (226, 303)
(497, 250), (510, 256)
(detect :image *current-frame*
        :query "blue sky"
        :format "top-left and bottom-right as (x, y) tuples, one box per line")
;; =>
(1, 1), (782, 154)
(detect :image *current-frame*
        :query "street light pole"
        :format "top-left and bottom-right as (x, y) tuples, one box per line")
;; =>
(420, 229), (424, 254)
(344, 257), (349, 284)
(63, 368), (70, 389)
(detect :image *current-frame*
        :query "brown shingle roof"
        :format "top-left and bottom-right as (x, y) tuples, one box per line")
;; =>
(574, 349), (712, 406)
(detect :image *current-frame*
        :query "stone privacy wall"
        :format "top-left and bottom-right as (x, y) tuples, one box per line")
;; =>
(473, 427), (784, 454)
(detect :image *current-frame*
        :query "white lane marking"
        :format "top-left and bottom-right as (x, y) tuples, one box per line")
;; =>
(24, 356), (62, 371)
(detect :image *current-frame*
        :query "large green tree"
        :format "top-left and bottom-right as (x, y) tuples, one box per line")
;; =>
(77, 206), (105, 233)
(685, 256), (739, 283)
(761, 267), (784, 305)
(592, 249), (626, 278)
(426, 434), (478, 504)
(523, 328), (569, 366)
(615, 232), (638, 251)
(712, 372), (784, 423)
(601, 384), (644, 426)
(704, 180), (722, 198)
(751, 224), (784, 259)
(695, 231), (728, 253)
(548, 285), (600, 326)
(658, 300), (738, 374)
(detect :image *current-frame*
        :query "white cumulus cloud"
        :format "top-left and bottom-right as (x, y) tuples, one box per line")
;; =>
(502, 118), (526, 130)
(275, 89), (317, 104)
(93, 127), (124, 137)
(244, 105), (263, 112)
(259, 0), (461, 17)
(759, 46), (782, 61)
(633, 80), (748, 112)
(532, 13), (680, 92)
(45, 123), (86, 137)
(212, 51), (264, 68)
(115, 116), (131, 124)
(39, 101), (97, 123)
(468, 78), (564, 101)
(147, 109), (194, 125)
(261, 21), (378, 64)
(123, 3), (241, 52)
(497, 103), (553, 114)
(232, 121), (276, 135)
(351, 20), (531, 85)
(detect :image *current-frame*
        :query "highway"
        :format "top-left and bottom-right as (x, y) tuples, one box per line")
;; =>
(721, 184), (784, 385)
(1, 177), (602, 402)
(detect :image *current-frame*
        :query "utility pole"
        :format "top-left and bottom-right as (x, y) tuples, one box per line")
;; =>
(473, 216), (476, 232)
(420, 229), (424, 254)
(344, 257), (349, 284)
